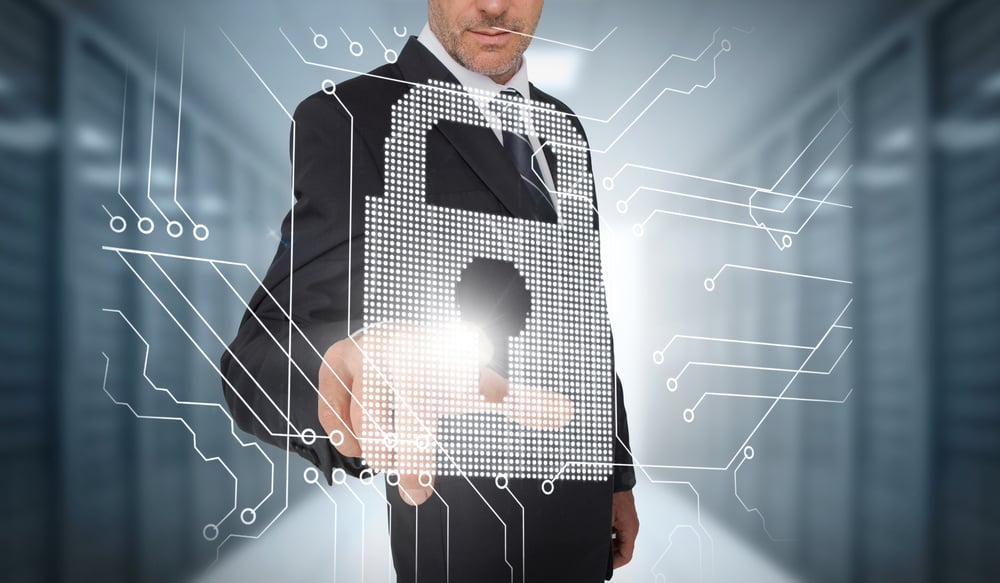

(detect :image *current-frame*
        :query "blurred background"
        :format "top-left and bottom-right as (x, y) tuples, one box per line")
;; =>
(1, 0), (998, 581)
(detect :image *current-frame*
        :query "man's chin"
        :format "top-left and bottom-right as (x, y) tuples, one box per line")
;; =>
(462, 54), (518, 78)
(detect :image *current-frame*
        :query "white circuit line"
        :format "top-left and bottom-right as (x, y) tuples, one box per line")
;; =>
(313, 482), (339, 582)
(650, 524), (704, 582)
(489, 26), (617, 52)
(722, 300), (853, 470)
(102, 308), (275, 495)
(592, 44), (728, 154)
(641, 300), (853, 475)
(144, 39), (169, 222)
(220, 29), (294, 120)
(693, 388), (854, 411)
(656, 334), (813, 356)
(208, 263), (385, 439)
(503, 485), (526, 583)
(111, 251), (300, 438)
(767, 108), (843, 193)
(108, 254), (296, 563)
(610, 163), (852, 208)
(99, 352), (242, 528)
(342, 481), (367, 583)
(676, 339), (854, 389)
(114, 77), (141, 219)
(733, 453), (794, 542)
(637, 162), (851, 239)
(708, 263), (853, 286)
(171, 29), (197, 227)
(622, 185), (842, 210)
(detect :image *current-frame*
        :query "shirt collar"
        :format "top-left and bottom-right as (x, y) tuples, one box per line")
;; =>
(417, 23), (532, 100)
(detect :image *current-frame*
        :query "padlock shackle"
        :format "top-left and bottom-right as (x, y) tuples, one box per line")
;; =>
(383, 80), (593, 227)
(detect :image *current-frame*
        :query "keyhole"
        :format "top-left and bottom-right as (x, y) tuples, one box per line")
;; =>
(454, 258), (530, 378)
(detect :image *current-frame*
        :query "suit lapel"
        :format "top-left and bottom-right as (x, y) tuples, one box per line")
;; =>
(395, 39), (548, 220)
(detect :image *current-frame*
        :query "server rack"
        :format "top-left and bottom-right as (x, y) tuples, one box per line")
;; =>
(794, 97), (854, 583)
(852, 40), (932, 583)
(59, 34), (140, 583)
(931, 0), (1000, 580)
(697, 0), (1000, 581)
(0, 1), (60, 581)
(0, 0), (291, 580)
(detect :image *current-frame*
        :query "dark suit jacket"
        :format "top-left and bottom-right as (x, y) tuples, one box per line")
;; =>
(221, 37), (635, 582)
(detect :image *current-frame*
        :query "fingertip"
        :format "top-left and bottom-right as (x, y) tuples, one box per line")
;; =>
(399, 485), (432, 506)
(333, 439), (362, 459)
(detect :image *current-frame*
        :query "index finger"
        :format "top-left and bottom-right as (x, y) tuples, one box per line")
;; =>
(317, 338), (364, 457)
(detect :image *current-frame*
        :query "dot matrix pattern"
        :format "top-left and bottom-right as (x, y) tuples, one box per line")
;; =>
(362, 81), (613, 481)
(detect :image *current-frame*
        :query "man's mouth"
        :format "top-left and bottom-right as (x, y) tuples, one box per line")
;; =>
(468, 27), (514, 42)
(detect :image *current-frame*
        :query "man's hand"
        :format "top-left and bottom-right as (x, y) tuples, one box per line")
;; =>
(611, 489), (639, 569)
(317, 324), (573, 506)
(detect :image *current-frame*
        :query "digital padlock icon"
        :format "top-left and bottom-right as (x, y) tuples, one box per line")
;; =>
(360, 80), (613, 483)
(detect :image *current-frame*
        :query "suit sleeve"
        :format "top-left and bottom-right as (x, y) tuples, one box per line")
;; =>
(220, 92), (378, 484)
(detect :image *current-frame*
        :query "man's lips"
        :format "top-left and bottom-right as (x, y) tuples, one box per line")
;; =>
(468, 28), (513, 41)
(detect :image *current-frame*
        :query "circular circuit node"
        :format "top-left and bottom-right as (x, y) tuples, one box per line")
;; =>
(349, 41), (364, 57)
(137, 216), (155, 234)
(632, 224), (644, 237)
(359, 468), (374, 485)
(541, 480), (555, 495)
(203, 524), (219, 541)
(192, 224), (209, 241)
(721, 39), (732, 52)
(109, 215), (127, 233)
(781, 235), (793, 249)
(652, 350), (664, 365)
(303, 467), (319, 484)
(418, 471), (433, 488)
(704, 278), (716, 292)
(166, 220), (183, 238)
(313, 32), (328, 50)
(495, 474), (509, 490)
(332, 468), (347, 485)
(240, 508), (256, 525)
(301, 428), (317, 445)
(666, 378), (678, 392)
(683, 409), (695, 423)
(602, 177), (614, 191)
(616, 200), (628, 214)
(386, 472), (400, 486)
(744, 446), (755, 460)
(384, 49), (398, 63)
(321, 79), (337, 95)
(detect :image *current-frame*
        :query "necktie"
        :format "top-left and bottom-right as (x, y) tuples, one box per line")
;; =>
(491, 88), (559, 222)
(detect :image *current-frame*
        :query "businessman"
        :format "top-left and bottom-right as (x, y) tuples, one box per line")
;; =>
(222, 1), (638, 580)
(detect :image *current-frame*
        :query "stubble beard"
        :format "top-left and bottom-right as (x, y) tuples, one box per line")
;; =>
(431, 9), (534, 78)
